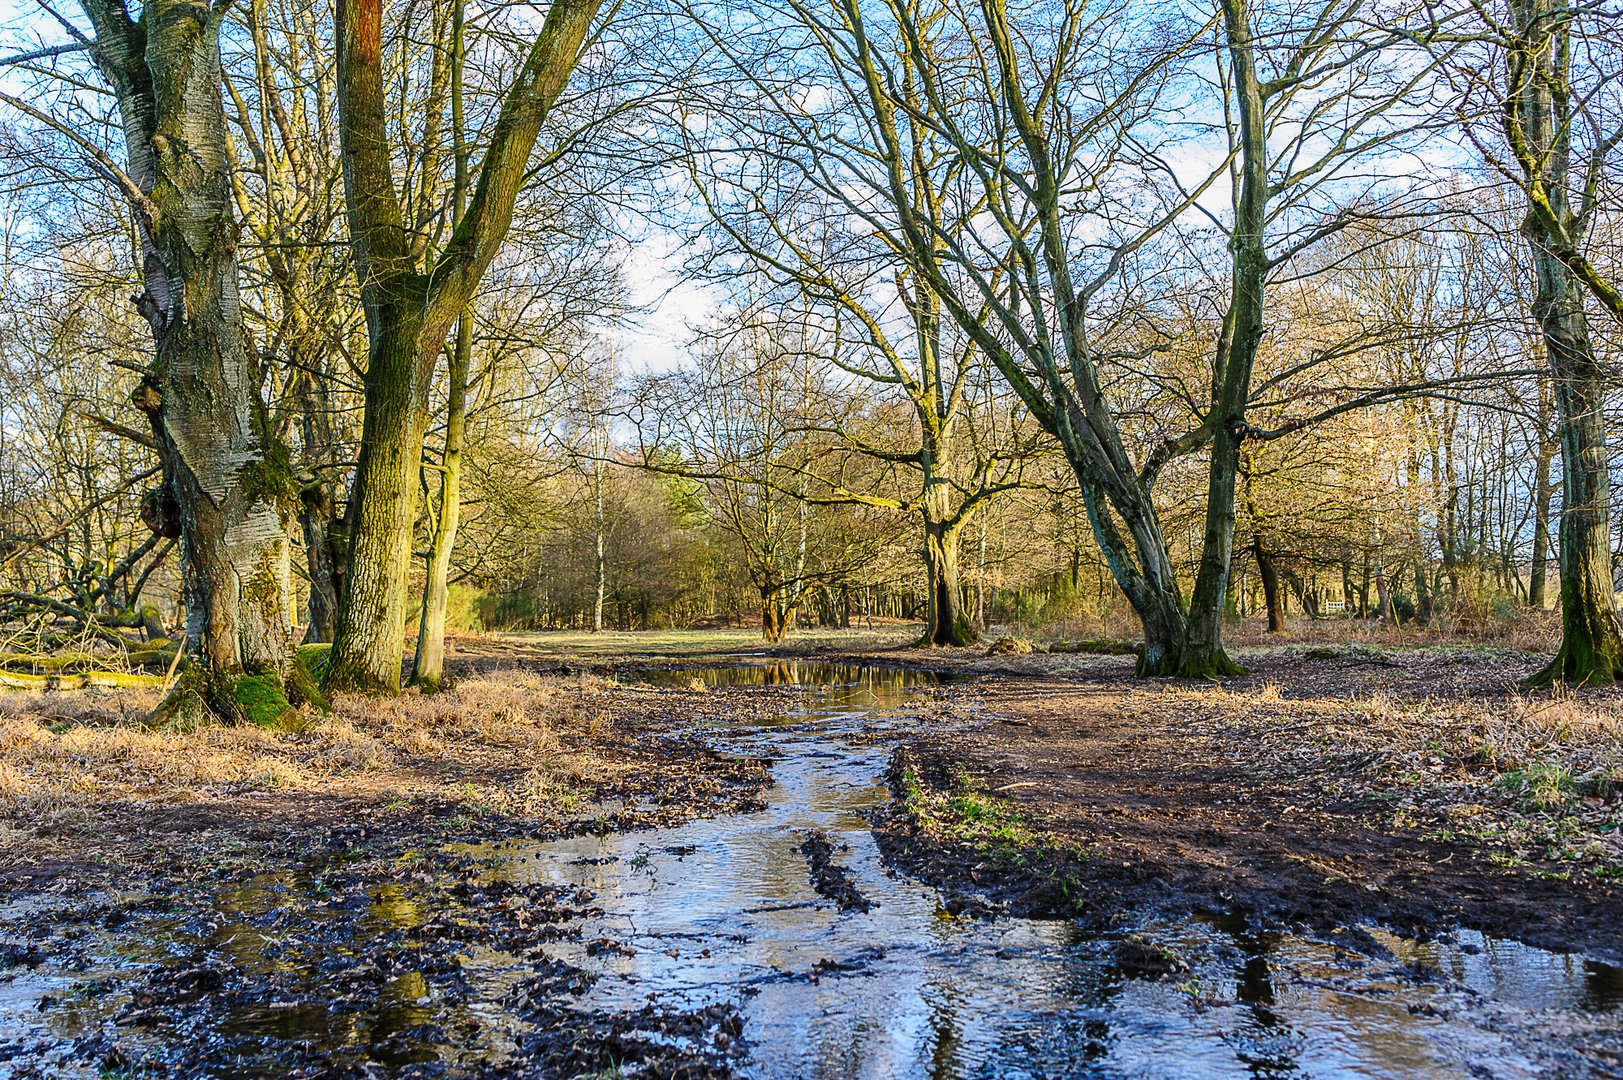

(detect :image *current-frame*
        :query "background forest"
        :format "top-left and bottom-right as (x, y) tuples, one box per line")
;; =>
(0, 0), (1618, 708)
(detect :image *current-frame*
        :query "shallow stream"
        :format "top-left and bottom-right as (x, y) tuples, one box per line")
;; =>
(1, 661), (1619, 1078)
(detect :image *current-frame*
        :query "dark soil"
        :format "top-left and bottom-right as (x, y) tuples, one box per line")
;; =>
(873, 669), (1623, 964)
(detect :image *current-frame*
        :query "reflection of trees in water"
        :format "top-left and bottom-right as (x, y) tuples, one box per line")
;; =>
(1585, 959), (1623, 1012)
(676, 663), (939, 699)
(926, 980), (966, 1077)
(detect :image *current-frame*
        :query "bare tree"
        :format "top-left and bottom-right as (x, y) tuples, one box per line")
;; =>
(3, 0), (318, 722)
(326, 0), (605, 692)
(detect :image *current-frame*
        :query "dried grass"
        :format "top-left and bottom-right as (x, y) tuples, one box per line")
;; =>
(0, 671), (615, 817)
(1150, 675), (1623, 873)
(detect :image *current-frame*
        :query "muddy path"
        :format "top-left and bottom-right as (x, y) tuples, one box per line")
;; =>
(1, 660), (1620, 1077)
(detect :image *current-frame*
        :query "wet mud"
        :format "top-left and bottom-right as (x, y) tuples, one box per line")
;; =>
(1, 660), (1620, 1077)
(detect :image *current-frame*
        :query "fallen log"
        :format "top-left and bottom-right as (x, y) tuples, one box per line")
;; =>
(0, 670), (166, 691)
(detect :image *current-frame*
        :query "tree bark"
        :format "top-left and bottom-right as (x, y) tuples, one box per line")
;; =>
(1253, 536), (1285, 633)
(328, 317), (432, 692)
(1506, 0), (1623, 684)
(411, 310), (471, 691)
(1529, 272), (1622, 683)
(296, 369), (345, 643)
(1529, 379), (1556, 610)
(922, 514), (970, 647)
(327, 0), (603, 693)
(1177, 0), (1267, 679)
(79, 0), (310, 725)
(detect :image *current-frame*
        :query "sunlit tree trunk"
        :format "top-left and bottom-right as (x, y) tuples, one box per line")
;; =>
(327, 0), (602, 692)
(76, 0), (311, 725)
(592, 445), (607, 632)
(1177, 0), (1267, 679)
(411, 311), (470, 690)
(921, 504), (969, 646)
(1504, 0), (1623, 684)
(1252, 536), (1285, 633)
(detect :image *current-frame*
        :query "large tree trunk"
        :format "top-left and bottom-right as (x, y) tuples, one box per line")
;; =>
(1507, 0), (1623, 685)
(411, 311), (471, 691)
(920, 477), (972, 646)
(1177, 0), (1267, 680)
(328, 318), (432, 693)
(1070, 466), (1184, 674)
(761, 586), (791, 643)
(1180, 421), (1250, 678)
(326, 0), (602, 693)
(1529, 273), (1622, 683)
(81, 0), (309, 725)
(921, 520), (970, 647)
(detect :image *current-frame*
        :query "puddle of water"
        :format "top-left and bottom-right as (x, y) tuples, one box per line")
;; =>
(0, 661), (1617, 1079)
(465, 663), (1621, 1078)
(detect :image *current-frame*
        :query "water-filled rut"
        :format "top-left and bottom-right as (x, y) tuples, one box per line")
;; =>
(1, 662), (1618, 1077)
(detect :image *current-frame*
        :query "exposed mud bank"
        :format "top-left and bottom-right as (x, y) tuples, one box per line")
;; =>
(875, 672), (1623, 966)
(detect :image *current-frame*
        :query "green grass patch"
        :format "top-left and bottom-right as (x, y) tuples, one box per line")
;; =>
(1495, 761), (1581, 811)
(895, 757), (1085, 871)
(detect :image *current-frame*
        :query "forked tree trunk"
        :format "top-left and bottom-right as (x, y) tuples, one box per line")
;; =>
(326, 0), (602, 693)
(299, 482), (345, 644)
(761, 588), (791, 643)
(79, 0), (312, 725)
(296, 374), (345, 644)
(1177, 0), (1267, 680)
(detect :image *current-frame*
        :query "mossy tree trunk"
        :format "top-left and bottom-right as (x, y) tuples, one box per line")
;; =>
(411, 309), (471, 691)
(78, 0), (311, 725)
(1529, 282), (1622, 684)
(327, 0), (603, 693)
(1501, 0), (1623, 685)
(921, 496), (971, 647)
(1176, 0), (1271, 680)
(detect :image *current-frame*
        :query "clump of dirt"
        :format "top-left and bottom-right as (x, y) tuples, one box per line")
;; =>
(875, 748), (1088, 920)
(1112, 936), (1190, 980)
(511, 998), (747, 1078)
(799, 829), (872, 912)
